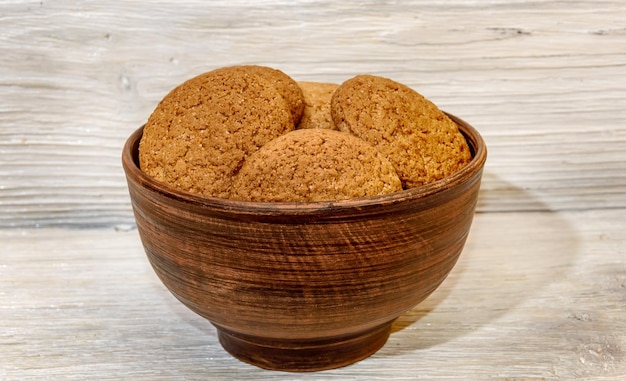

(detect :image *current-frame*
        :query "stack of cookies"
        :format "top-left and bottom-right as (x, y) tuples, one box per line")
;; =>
(139, 65), (472, 202)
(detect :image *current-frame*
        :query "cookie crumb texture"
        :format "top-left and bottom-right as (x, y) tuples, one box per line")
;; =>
(331, 74), (472, 188)
(228, 65), (305, 126)
(231, 129), (402, 202)
(138, 66), (297, 198)
(297, 81), (339, 130)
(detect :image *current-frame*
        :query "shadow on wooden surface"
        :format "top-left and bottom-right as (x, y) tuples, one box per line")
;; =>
(388, 173), (579, 351)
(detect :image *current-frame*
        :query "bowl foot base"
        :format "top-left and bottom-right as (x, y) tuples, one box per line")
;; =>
(215, 322), (392, 372)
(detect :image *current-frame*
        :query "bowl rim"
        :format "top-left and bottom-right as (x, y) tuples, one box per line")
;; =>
(122, 112), (487, 216)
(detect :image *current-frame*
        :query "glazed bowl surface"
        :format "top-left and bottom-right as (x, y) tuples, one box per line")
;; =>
(121, 113), (487, 372)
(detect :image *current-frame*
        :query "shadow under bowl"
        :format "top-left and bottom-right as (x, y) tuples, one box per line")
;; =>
(121, 113), (487, 372)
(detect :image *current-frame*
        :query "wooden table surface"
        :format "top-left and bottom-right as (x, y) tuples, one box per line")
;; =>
(1, 1), (625, 380)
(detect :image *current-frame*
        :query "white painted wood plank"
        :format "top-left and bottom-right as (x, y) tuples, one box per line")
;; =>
(1, 0), (625, 227)
(2, 209), (625, 380)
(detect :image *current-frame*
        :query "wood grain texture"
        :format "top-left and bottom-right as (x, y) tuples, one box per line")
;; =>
(1, 1), (625, 379)
(1, 0), (625, 227)
(2, 209), (625, 380)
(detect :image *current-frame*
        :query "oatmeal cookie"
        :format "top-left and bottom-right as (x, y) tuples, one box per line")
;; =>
(231, 128), (402, 202)
(138, 67), (294, 198)
(330, 74), (472, 188)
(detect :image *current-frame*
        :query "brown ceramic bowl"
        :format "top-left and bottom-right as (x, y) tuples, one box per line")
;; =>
(122, 113), (487, 372)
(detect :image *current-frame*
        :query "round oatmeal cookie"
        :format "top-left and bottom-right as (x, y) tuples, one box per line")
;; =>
(330, 74), (472, 189)
(230, 129), (402, 202)
(296, 81), (339, 130)
(139, 67), (294, 198)
(223, 65), (305, 125)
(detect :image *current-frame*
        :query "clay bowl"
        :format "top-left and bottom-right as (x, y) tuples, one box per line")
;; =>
(122, 113), (487, 372)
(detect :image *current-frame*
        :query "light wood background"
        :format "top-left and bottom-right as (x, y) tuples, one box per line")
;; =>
(1, 1), (625, 380)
